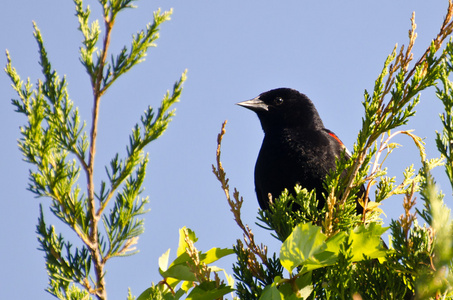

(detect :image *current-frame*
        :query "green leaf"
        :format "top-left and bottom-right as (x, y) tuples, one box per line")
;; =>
(278, 272), (313, 300)
(158, 248), (170, 272)
(177, 227), (197, 257)
(159, 231), (233, 284)
(201, 247), (234, 265)
(294, 272), (314, 299)
(181, 280), (193, 293)
(259, 283), (284, 300)
(279, 223), (328, 273)
(167, 252), (192, 269)
(136, 285), (183, 300)
(136, 287), (153, 300)
(223, 269), (235, 289)
(300, 231), (346, 272)
(185, 282), (233, 300)
(280, 223), (388, 274)
(159, 263), (197, 282)
(159, 247), (233, 283)
(350, 223), (388, 261)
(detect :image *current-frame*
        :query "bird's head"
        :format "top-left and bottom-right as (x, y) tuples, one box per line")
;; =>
(237, 88), (324, 133)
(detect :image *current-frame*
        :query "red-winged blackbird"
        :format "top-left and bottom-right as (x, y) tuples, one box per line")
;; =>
(237, 88), (363, 214)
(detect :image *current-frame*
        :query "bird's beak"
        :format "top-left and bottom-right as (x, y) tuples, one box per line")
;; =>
(236, 97), (268, 112)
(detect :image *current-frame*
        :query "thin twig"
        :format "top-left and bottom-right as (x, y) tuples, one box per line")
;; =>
(212, 121), (269, 266)
(86, 10), (115, 300)
(405, 0), (453, 84)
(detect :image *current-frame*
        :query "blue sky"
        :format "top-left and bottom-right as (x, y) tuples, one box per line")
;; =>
(1, 1), (451, 299)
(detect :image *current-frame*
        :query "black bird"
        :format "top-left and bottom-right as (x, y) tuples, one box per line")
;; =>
(237, 88), (362, 213)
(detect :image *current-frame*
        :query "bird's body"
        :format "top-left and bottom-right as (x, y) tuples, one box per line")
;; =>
(255, 127), (345, 210)
(238, 88), (358, 212)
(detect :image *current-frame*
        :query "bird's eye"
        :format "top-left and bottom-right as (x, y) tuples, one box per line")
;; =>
(274, 97), (284, 106)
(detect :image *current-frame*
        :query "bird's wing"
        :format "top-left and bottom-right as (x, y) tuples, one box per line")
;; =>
(322, 128), (352, 158)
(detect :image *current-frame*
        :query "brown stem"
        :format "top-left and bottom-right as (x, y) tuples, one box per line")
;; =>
(212, 121), (269, 268)
(404, 1), (453, 85)
(86, 14), (115, 300)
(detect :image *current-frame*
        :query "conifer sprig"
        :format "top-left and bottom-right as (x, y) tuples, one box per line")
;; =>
(5, 1), (186, 299)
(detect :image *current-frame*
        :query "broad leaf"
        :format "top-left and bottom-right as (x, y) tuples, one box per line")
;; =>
(280, 223), (328, 272)
(260, 283), (284, 300)
(300, 231), (346, 272)
(159, 263), (197, 282)
(159, 248), (171, 271)
(350, 223), (388, 261)
(177, 227), (197, 256)
(278, 272), (313, 300)
(185, 282), (233, 300)
(201, 247), (234, 264)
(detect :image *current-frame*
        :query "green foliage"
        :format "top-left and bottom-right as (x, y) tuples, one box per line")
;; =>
(414, 48), (453, 296)
(136, 227), (234, 300)
(257, 187), (323, 242)
(232, 242), (283, 300)
(210, 4), (453, 300)
(5, 0), (186, 299)
(436, 40), (453, 191)
(9, 0), (453, 299)
(256, 223), (386, 299)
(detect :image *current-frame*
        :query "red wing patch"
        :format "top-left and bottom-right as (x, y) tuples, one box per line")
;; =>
(327, 131), (345, 148)
(325, 129), (352, 157)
